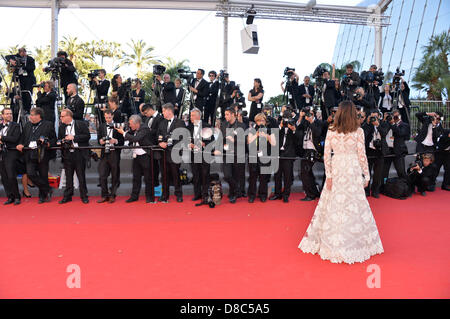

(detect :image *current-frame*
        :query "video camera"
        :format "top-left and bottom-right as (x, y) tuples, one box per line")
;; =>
(360, 68), (384, 84)
(4, 55), (25, 70)
(178, 68), (195, 82)
(43, 57), (65, 74)
(58, 138), (74, 150)
(284, 67), (295, 78)
(153, 65), (166, 76)
(88, 69), (103, 78)
(312, 65), (327, 79)
(393, 67), (405, 86)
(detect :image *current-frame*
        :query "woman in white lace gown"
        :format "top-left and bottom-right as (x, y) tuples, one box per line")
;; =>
(298, 101), (384, 264)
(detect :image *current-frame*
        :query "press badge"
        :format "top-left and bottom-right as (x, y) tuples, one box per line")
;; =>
(257, 150), (263, 157)
(133, 153), (137, 158)
(29, 141), (37, 149)
(224, 144), (230, 151)
(257, 103), (261, 109)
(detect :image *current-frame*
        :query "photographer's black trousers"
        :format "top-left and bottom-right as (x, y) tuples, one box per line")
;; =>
(366, 149), (384, 195)
(383, 149), (407, 180)
(26, 157), (50, 200)
(409, 173), (434, 193)
(99, 151), (120, 198)
(434, 151), (450, 189)
(131, 154), (153, 201)
(223, 160), (245, 198)
(300, 158), (320, 198)
(0, 151), (20, 200)
(248, 163), (270, 199)
(274, 159), (294, 198)
(161, 160), (182, 200)
(191, 162), (210, 200)
(63, 151), (88, 200)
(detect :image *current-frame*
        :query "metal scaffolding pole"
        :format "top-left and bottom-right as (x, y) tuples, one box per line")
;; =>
(223, 15), (228, 71)
(51, 0), (59, 58)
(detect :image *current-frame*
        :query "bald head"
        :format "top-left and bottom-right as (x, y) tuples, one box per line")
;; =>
(67, 83), (77, 96)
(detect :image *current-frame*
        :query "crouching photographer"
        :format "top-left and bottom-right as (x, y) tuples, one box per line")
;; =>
(16, 107), (57, 204)
(382, 110), (410, 181)
(408, 153), (437, 196)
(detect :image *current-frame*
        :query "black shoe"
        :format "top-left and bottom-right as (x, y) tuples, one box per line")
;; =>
(195, 200), (208, 207)
(4, 198), (14, 205)
(82, 198), (89, 204)
(372, 193), (380, 199)
(301, 196), (316, 201)
(177, 196), (183, 203)
(97, 197), (109, 203)
(22, 191), (32, 198)
(146, 197), (155, 203)
(229, 196), (236, 204)
(109, 197), (116, 204)
(47, 189), (53, 201)
(283, 196), (289, 203)
(126, 197), (138, 203)
(14, 198), (21, 205)
(158, 197), (168, 203)
(59, 197), (72, 204)
(442, 186), (450, 191)
(420, 191), (426, 196)
(248, 197), (255, 203)
(269, 195), (282, 201)
(192, 195), (202, 201)
(260, 196), (267, 203)
(241, 192), (247, 198)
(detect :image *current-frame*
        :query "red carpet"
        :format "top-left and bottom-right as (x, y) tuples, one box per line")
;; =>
(0, 190), (449, 299)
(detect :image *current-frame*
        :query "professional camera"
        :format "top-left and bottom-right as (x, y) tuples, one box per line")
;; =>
(87, 69), (102, 78)
(312, 65), (327, 79)
(353, 92), (362, 99)
(4, 55), (25, 70)
(393, 67), (405, 85)
(305, 149), (322, 163)
(123, 78), (138, 90)
(37, 136), (49, 147)
(32, 82), (45, 89)
(369, 115), (378, 123)
(102, 136), (114, 154)
(178, 68), (195, 82)
(284, 67), (295, 77)
(153, 65), (166, 76)
(58, 138), (74, 150)
(341, 74), (351, 86)
(360, 69), (384, 84)
(158, 134), (173, 147)
(281, 111), (296, 127)
(408, 154), (423, 173)
(218, 69), (229, 82)
(372, 138), (382, 151)
(385, 112), (393, 122)
(44, 57), (65, 73)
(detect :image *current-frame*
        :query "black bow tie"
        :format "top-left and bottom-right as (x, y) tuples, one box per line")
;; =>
(2, 123), (9, 127)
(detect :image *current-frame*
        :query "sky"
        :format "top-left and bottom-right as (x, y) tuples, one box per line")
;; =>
(0, 0), (362, 102)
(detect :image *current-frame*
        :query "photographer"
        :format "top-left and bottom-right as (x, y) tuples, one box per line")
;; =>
(248, 78), (264, 122)
(408, 153), (437, 196)
(189, 69), (209, 112)
(157, 103), (186, 203)
(65, 83), (85, 121)
(280, 70), (300, 110)
(89, 69), (110, 105)
(378, 84), (393, 114)
(0, 108), (21, 205)
(218, 73), (235, 120)
(298, 109), (324, 201)
(131, 79), (146, 114)
(270, 110), (298, 203)
(35, 80), (57, 124)
(112, 74), (130, 116)
(58, 109), (91, 204)
(393, 76), (411, 124)
(360, 65), (383, 107)
(6, 47), (36, 114)
(298, 76), (315, 109)
(204, 71), (219, 125)
(97, 109), (124, 203)
(56, 51), (78, 102)
(340, 64), (360, 99)
(247, 113), (276, 203)
(160, 74), (177, 107)
(321, 70), (339, 113)
(174, 78), (185, 117)
(16, 107), (56, 204)
(435, 128), (450, 191)
(414, 111), (444, 153)
(352, 87), (373, 115)
(116, 115), (153, 203)
(382, 110), (410, 181)
(362, 110), (389, 198)
(220, 107), (247, 203)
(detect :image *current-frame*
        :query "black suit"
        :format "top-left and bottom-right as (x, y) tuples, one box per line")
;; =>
(204, 81), (219, 124)
(218, 81), (235, 119)
(174, 87), (185, 117)
(90, 79), (110, 104)
(124, 126), (154, 201)
(65, 94), (85, 121)
(145, 112), (165, 187)
(362, 121), (389, 195)
(0, 122), (21, 200)
(299, 119), (324, 198)
(161, 82), (177, 106)
(221, 120), (247, 198)
(5, 54), (36, 113)
(188, 121), (214, 200)
(157, 117), (186, 200)
(408, 163), (437, 193)
(274, 125), (298, 199)
(36, 91), (57, 124)
(435, 129), (450, 189)
(298, 84), (315, 108)
(383, 120), (410, 181)
(414, 112), (444, 153)
(340, 71), (361, 97)
(131, 89), (146, 114)
(190, 78), (209, 111)
(98, 122), (124, 198)
(58, 120), (91, 200)
(247, 127), (272, 200)
(323, 79), (338, 110)
(20, 120), (57, 200)
(59, 58), (78, 100)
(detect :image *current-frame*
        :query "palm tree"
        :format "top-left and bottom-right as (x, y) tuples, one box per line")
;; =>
(163, 57), (190, 79)
(119, 39), (160, 78)
(412, 31), (450, 100)
(59, 36), (91, 64)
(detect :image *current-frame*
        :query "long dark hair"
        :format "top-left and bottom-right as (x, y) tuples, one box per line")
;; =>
(111, 74), (121, 92)
(253, 78), (263, 93)
(332, 100), (359, 134)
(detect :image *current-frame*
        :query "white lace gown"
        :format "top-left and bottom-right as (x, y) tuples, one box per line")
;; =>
(298, 127), (384, 264)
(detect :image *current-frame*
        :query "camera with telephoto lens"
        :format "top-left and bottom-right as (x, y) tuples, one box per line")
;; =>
(372, 139), (382, 151)
(353, 92), (362, 99)
(158, 134), (173, 147)
(360, 69), (384, 84)
(58, 138), (73, 150)
(32, 82), (45, 89)
(342, 74), (351, 86)
(282, 111), (296, 127)
(312, 65), (327, 79)
(385, 112), (393, 122)
(102, 136), (114, 154)
(153, 65), (166, 76)
(178, 68), (195, 82)
(88, 69), (101, 78)
(408, 154), (423, 174)
(284, 67), (295, 77)
(393, 67), (405, 86)
(4, 54), (24, 70)
(37, 136), (49, 147)
(369, 115), (379, 123)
